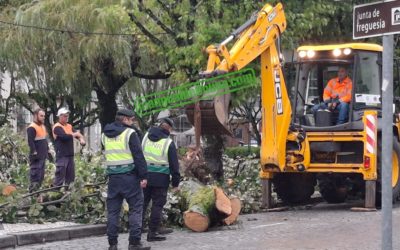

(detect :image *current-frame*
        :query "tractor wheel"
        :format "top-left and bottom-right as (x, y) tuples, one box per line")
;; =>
(273, 173), (316, 204)
(376, 137), (400, 206)
(317, 174), (348, 203)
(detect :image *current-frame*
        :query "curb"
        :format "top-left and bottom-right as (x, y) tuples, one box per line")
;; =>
(68, 224), (107, 239)
(13, 229), (70, 246)
(0, 224), (106, 249)
(0, 235), (16, 249)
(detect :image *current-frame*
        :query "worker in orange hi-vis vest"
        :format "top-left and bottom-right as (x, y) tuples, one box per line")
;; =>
(52, 107), (86, 189)
(312, 67), (353, 125)
(27, 108), (49, 193)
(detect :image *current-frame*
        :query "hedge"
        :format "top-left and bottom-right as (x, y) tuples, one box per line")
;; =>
(224, 146), (260, 158)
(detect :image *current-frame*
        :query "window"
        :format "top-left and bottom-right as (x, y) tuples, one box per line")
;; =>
(293, 63), (353, 126)
(354, 52), (381, 108)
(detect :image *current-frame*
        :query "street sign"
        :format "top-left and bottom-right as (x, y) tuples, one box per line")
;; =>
(353, 0), (400, 39)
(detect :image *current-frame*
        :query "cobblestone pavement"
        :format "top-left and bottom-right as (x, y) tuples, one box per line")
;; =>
(10, 201), (400, 250)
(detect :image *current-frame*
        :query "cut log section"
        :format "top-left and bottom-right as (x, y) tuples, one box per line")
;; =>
(183, 211), (210, 232)
(223, 197), (241, 225)
(181, 180), (240, 232)
(183, 186), (215, 232)
(214, 187), (232, 215)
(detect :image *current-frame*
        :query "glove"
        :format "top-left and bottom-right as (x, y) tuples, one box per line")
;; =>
(333, 96), (340, 104)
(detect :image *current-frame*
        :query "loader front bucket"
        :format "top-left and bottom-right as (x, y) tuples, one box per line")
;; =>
(186, 93), (231, 135)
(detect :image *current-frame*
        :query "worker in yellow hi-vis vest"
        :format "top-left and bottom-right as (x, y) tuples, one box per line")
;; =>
(142, 118), (181, 242)
(102, 109), (150, 250)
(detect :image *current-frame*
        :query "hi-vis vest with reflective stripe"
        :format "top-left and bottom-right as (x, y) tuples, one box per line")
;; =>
(142, 132), (172, 175)
(102, 128), (136, 167)
(28, 122), (47, 141)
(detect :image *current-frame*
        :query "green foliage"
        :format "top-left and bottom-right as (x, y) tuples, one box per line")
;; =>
(0, 149), (107, 224)
(162, 154), (262, 227)
(221, 154), (261, 213)
(163, 190), (186, 226)
(177, 147), (188, 157)
(187, 186), (215, 215)
(283, 0), (379, 49)
(10, 0), (135, 84)
(0, 126), (29, 186)
(126, 0), (262, 83)
(0, 129), (108, 225)
(0, 0), (139, 129)
(1, 204), (18, 223)
(224, 146), (260, 159)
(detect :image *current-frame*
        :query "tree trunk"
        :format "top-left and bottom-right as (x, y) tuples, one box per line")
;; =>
(92, 57), (131, 130)
(203, 135), (224, 181)
(251, 119), (262, 146)
(95, 89), (118, 130)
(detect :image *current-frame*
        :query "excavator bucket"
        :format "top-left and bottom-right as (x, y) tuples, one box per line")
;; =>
(185, 93), (231, 135)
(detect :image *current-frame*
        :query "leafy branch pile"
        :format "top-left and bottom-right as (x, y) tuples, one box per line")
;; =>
(0, 126), (108, 224)
(162, 154), (262, 227)
(0, 126), (262, 228)
(0, 153), (107, 224)
(220, 154), (262, 213)
(0, 126), (30, 187)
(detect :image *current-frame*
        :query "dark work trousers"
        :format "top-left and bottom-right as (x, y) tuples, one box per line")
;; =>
(53, 156), (75, 187)
(143, 186), (168, 232)
(107, 173), (144, 244)
(29, 158), (46, 192)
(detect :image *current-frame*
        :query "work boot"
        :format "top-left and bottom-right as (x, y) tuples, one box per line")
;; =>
(157, 227), (173, 235)
(108, 245), (118, 250)
(108, 239), (118, 250)
(129, 240), (151, 250)
(147, 231), (166, 242)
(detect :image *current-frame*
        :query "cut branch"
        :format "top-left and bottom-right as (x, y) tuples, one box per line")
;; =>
(223, 197), (241, 225)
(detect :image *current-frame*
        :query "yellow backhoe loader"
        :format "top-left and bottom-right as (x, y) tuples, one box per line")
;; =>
(186, 2), (400, 208)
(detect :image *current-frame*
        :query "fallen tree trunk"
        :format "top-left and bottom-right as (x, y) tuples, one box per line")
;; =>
(181, 180), (239, 232)
(183, 187), (214, 232)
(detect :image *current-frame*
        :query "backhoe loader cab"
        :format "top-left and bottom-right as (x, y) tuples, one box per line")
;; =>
(292, 44), (382, 128)
(266, 43), (400, 207)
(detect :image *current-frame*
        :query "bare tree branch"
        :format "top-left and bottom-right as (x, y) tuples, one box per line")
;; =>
(155, 0), (177, 20)
(132, 71), (171, 79)
(128, 13), (164, 47)
(138, 0), (177, 38)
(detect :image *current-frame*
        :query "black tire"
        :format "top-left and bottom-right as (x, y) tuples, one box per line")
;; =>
(317, 174), (348, 203)
(273, 173), (316, 204)
(376, 137), (400, 206)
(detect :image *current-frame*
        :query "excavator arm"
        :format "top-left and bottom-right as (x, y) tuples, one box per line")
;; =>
(203, 3), (286, 73)
(187, 2), (291, 169)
